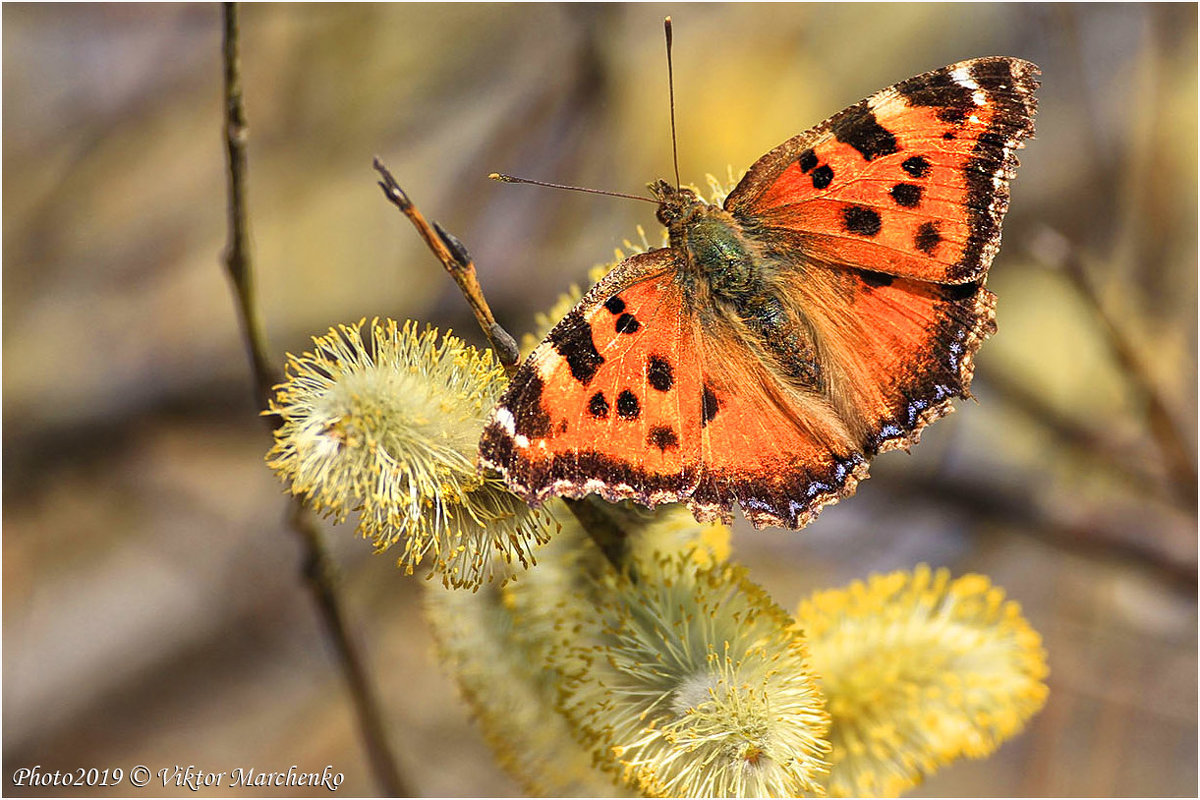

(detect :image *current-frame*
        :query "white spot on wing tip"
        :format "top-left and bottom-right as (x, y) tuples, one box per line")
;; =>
(495, 407), (516, 434)
(951, 66), (980, 91)
(536, 352), (562, 380)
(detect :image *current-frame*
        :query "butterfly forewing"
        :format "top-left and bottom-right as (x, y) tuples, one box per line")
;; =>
(725, 57), (1039, 284)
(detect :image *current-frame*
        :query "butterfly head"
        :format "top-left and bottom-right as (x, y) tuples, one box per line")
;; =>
(648, 179), (707, 232)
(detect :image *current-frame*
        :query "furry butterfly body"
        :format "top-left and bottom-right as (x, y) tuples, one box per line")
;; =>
(480, 57), (1039, 529)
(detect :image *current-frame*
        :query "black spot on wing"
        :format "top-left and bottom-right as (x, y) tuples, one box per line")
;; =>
(831, 102), (898, 161)
(616, 389), (641, 420)
(548, 311), (604, 385)
(811, 164), (834, 190)
(647, 355), (674, 392)
(842, 205), (882, 237)
(478, 422), (518, 481)
(647, 425), (679, 452)
(615, 313), (640, 334)
(902, 155), (931, 178)
(890, 183), (923, 208)
(914, 221), (942, 255)
(510, 374), (552, 438)
(938, 106), (969, 125)
(858, 269), (894, 288)
(604, 295), (626, 314)
(797, 149), (818, 172)
(896, 69), (976, 119)
(588, 391), (609, 419)
(943, 280), (981, 302)
(701, 385), (719, 427)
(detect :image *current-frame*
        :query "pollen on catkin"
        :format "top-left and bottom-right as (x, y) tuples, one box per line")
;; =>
(795, 564), (1049, 797)
(549, 552), (831, 798)
(265, 318), (555, 589)
(423, 574), (625, 796)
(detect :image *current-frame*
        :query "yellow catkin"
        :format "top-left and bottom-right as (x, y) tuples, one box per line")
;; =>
(537, 543), (830, 798)
(796, 565), (1049, 797)
(266, 318), (555, 589)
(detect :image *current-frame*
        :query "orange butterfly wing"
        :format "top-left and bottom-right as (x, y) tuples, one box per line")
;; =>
(479, 250), (866, 528)
(726, 57), (1039, 284)
(689, 323), (866, 529)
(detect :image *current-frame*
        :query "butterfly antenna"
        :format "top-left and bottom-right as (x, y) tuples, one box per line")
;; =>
(489, 173), (657, 204)
(665, 16), (681, 190)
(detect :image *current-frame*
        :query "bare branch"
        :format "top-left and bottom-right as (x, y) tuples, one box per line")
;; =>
(221, 6), (413, 795)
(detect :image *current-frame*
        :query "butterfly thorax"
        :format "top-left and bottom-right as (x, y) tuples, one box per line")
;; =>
(649, 179), (823, 389)
(649, 179), (768, 311)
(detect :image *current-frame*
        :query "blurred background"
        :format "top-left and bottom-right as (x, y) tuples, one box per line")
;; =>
(4, 3), (1195, 796)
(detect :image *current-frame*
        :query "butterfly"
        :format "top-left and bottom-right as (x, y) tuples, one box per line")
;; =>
(479, 56), (1039, 529)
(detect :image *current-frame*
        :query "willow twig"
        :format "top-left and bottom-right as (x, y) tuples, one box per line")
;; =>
(373, 158), (520, 375)
(289, 504), (415, 797)
(565, 497), (634, 577)
(222, 2), (277, 407)
(884, 471), (1196, 592)
(221, 5), (412, 796)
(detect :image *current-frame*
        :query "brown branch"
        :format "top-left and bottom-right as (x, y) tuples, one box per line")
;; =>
(372, 158), (520, 375)
(565, 497), (634, 577)
(222, 2), (278, 409)
(290, 505), (415, 797)
(1061, 253), (1196, 504)
(221, 5), (412, 796)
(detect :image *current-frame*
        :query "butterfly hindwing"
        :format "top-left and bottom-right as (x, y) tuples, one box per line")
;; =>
(725, 57), (1039, 284)
(775, 262), (998, 456)
(690, 319), (868, 529)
